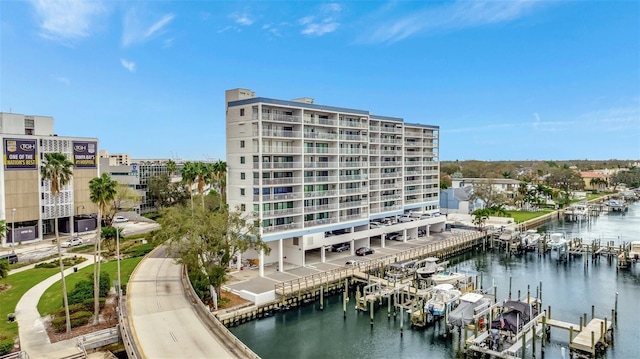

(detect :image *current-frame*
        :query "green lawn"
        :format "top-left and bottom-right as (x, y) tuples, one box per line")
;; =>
(37, 257), (142, 316)
(507, 210), (554, 224)
(0, 267), (62, 343)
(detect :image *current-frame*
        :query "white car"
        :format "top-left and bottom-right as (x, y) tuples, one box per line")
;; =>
(113, 216), (128, 223)
(370, 222), (384, 229)
(398, 215), (415, 222)
(61, 237), (83, 248)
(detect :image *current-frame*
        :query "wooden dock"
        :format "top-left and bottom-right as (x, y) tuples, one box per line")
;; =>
(570, 318), (612, 357)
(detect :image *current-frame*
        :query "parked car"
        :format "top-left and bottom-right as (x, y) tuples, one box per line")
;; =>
(331, 243), (350, 252)
(356, 247), (375, 256)
(113, 216), (128, 223)
(61, 237), (83, 248)
(418, 228), (427, 237)
(387, 232), (403, 241)
(0, 253), (18, 264)
(398, 215), (415, 223)
(419, 213), (432, 219)
(370, 222), (384, 229)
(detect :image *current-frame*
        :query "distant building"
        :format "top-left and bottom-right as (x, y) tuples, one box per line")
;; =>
(451, 178), (522, 194)
(1, 112), (99, 246)
(579, 171), (610, 191)
(439, 187), (482, 215)
(99, 152), (187, 214)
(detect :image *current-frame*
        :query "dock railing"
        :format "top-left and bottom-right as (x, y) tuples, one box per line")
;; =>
(275, 230), (485, 296)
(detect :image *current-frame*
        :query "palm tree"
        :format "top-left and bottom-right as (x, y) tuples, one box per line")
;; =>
(194, 162), (210, 208)
(0, 219), (7, 247)
(40, 152), (74, 333)
(181, 162), (197, 210)
(89, 173), (118, 325)
(166, 159), (177, 178)
(212, 160), (227, 209)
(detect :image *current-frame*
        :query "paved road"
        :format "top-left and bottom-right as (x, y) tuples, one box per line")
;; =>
(128, 248), (234, 359)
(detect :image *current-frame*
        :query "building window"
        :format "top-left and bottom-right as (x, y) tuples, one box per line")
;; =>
(240, 172), (245, 180)
(240, 156), (245, 164)
(240, 204), (246, 211)
(240, 140), (245, 148)
(240, 188), (245, 196)
(240, 108), (245, 116)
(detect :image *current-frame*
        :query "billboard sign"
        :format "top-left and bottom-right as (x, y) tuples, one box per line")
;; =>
(3, 138), (38, 170)
(73, 141), (97, 168)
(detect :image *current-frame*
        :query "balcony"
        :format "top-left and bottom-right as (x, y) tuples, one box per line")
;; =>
(339, 148), (364, 155)
(263, 222), (302, 233)
(261, 162), (302, 169)
(405, 179), (422, 185)
(380, 194), (401, 201)
(379, 126), (403, 134)
(339, 134), (367, 141)
(341, 187), (367, 194)
(304, 117), (337, 126)
(262, 207), (303, 218)
(340, 200), (364, 208)
(304, 217), (338, 227)
(305, 176), (338, 183)
(304, 132), (338, 140)
(304, 190), (338, 198)
(258, 113), (302, 123)
(339, 121), (367, 129)
(341, 161), (363, 168)
(305, 162), (337, 169)
(304, 204), (339, 212)
(339, 174), (364, 181)
(259, 129), (302, 138)
(404, 189), (422, 195)
(261, 177), (302, 185)
(380, 183), (398, 189)
(405, 161), (423, 166)
(381, 161), (401, 166)
(303, 147), (339, 154)
(341, 213), (368, 221)
(380, 172), (399, 178)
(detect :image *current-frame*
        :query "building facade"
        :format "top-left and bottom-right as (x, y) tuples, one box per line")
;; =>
(226, 89), (445, 276)
(1, 113), (99, 246)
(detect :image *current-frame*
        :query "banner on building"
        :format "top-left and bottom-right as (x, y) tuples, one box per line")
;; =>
(3, 138), (38, 170)
(73, 141), (97, 168)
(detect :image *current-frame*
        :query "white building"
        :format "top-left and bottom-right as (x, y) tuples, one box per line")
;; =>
(226, 89), (445, 276)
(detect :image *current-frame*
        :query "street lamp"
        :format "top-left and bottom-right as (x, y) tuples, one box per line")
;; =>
(11, 208), (16, 251)
(116, 227), (121, 299)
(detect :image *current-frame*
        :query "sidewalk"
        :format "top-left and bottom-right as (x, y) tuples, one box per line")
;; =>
(15, 253), (96, 359)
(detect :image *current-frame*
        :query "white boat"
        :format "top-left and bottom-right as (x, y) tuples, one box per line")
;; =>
(416, 257), (440, 279)
(521, 229), (541, 248)
(629, 241), (640, 260)
(546, 232), (568, 249)
(425, 284), (461, 316)
(432, 270), (467, 285)
(447, 292), (491, 328)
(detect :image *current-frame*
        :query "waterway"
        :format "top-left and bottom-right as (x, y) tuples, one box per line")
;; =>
(231, 202), (640, 359)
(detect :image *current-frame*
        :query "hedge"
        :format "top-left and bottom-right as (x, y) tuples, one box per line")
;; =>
(51, 311), (92, 332)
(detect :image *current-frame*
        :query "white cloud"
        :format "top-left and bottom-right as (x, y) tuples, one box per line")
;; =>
(51, 75), (70, 85)
(230, 12), (254, 26)
(363, 0), (545, 44)
(120, 58), (136, 73)
(122, 9), (175, 47)
(29, 0), (106, 42)
(298, 2), (342, 37)
(301, 22), (340, 36)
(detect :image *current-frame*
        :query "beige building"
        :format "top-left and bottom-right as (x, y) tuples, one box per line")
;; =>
(1, 112), (99, 246)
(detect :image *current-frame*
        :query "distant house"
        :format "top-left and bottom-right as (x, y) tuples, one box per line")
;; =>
(440, 187), (483, 215)
(579, 171), (610, 191)
(451, 178), (523, 195)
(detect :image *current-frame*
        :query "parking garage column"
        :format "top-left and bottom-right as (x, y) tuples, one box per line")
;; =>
(321, 246), (326, 263)
(350, 240), (355, 256)
(69, 215), (74, 237)
(259, 249), (265, 277)
(403, 229), (408, 242)
(427, 224), (430, 238)
(278, 239), (284, 272)
(381, 233), (386, 248)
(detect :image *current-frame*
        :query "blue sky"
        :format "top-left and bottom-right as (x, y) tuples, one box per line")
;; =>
(1, 1), (638, 161)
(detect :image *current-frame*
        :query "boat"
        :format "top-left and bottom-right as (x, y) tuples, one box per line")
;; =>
(546, 232), (568, 249)
(628, 241), (640, 260)
(520, 229), (541, 248)
(447, 292), (491, 328)
(564, 203), (589, 221)
(416, 257), (440, 279)
(385, 259), (417, 281)
(490, 300), (538, 335)
(424, 284), (461, 316)
(432, 270), (467, 285)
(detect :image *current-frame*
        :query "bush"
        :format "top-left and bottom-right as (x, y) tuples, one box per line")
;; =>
(51, 311), (92, 332)
(124, 242), (155, 258)
(51, 298), (105, 317)
(67, 272), (111, 306)
(35, 262), (57, 269)
(0, 339), (13, 356)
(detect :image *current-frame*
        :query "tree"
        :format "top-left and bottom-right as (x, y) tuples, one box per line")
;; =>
(0, 259), (8, 279)
(159, 205), (269, 301)
(111, 184), (142, 218)
(89, 173), (118, 325)
(212, 160), (227, 209)
(471, 208), (490, 229)
(0, 219), (6, 247)
(181, 162), (198, 210)
(544, 167), (584, 202)
(166, 159), (177, 178)
(469, 181), (507, 209)
(40, 152), (74, 333)
(611, 168), (640, 189)
(101, 226), (124, 252)
(148, 174), (189, 209)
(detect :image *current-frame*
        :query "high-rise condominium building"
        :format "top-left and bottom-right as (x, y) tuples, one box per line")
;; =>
(226, 89), (445, 276)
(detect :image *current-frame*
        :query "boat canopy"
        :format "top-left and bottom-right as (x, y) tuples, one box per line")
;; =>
(490, 301), (538, 334)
